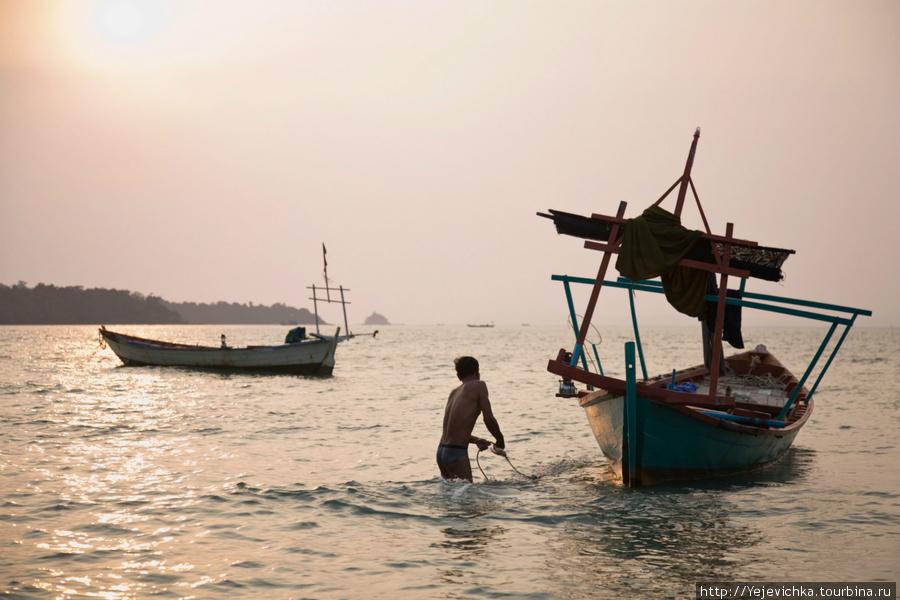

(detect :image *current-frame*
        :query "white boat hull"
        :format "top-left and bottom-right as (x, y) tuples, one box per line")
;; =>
(100, 328), (340, 375)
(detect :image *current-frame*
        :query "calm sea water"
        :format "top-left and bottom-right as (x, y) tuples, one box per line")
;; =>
(1, 324), (897, 599)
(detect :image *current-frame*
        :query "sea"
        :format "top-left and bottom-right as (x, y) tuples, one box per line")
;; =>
(1, 324), (897, 599)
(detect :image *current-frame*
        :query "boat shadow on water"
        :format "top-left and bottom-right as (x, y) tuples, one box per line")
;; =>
(105, 362), (338, 381)
(529, 447), (818, 596)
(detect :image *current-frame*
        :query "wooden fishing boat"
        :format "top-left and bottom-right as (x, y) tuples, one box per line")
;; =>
(540, 129), (871, 486)
(100, 252), (361, 375)
(100, 326), (341, 375)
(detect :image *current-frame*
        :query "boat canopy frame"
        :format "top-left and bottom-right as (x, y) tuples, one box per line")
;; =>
(309, 284), (352, 340)
(553, 273), (872, 417)
(543, 128), (872, 407)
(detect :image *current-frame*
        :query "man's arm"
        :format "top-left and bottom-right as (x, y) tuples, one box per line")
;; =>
(477, 383), (505, 449)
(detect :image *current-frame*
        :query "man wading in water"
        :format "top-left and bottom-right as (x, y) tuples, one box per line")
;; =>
(436, 356), (505, 482)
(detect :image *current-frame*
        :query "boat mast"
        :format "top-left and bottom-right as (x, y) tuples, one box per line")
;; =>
(308, 244), (352, 339)
(567, 130), (736, 396)
(672, 128), (730, 395)
(674, 127), (700, 218)
(569, 130), (700, 368)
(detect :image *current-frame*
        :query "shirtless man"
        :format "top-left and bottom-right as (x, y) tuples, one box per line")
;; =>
(436, 356), (505, 482)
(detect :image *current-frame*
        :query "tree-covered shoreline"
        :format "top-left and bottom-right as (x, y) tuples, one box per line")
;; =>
(0, 283), (321, 325)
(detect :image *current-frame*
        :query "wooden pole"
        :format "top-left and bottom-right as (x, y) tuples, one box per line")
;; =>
(339, 285), (349, 337)
(625, 341), (639, 486)
(312, 284), (320, 335)
(674, 128), (701, 218)
(708, 222), (733, 396)
(571, 201), (627, 366)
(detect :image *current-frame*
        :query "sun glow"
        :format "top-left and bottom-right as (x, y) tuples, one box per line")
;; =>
(53, 0), (192, 71)
(93, 0), (166, 45)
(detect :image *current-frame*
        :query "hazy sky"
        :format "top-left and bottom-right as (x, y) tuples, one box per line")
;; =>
(2, 0), (898, 327)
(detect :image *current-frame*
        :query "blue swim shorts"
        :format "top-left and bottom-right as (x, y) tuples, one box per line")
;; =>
(436, 443), (468, 470)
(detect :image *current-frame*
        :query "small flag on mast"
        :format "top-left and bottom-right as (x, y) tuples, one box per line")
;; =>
(322, 243), (330, 301)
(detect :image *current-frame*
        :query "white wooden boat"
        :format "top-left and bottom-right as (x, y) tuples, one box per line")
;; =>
(100, 326), (341, 375)
(100, 248), (367, 376)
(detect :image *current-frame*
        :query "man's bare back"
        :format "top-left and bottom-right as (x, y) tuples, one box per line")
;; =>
(437, 357), (504, 482)
(441, 379), (492, 446)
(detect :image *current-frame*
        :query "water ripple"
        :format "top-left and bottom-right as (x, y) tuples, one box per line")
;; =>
(1, 325), (897, 599)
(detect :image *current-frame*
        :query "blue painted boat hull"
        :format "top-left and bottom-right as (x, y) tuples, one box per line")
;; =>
(580, 390), (810, 485)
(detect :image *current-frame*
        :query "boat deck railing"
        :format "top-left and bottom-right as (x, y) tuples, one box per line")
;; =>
(553, 274), (872, 415)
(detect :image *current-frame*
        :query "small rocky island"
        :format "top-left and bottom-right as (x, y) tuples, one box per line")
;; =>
(364, 312), (390, 325)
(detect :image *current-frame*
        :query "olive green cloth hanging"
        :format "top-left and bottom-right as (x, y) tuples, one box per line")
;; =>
(615, 205), (708, 317)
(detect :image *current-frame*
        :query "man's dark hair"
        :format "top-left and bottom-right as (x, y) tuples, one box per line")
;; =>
(454, 356), (479, 379)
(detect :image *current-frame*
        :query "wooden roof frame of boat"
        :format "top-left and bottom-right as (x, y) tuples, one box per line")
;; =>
(308, 283), (353, 340)
(546, 129), (872, 422)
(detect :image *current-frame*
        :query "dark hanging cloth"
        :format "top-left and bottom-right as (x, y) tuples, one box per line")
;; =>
(723, 289), (744, 348)
(615, 205), (708, 317)
(702, 274), (744, 349)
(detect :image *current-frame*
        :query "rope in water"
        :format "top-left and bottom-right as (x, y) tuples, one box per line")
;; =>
(475, 447), (538, 481)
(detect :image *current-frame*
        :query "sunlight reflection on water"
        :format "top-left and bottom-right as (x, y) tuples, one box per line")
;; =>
(1, 325), (897, 598)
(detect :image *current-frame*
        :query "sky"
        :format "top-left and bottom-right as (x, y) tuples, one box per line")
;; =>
(2, 0), (898, 327)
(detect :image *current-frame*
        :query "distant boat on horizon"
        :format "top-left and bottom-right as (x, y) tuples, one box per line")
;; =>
(466, 323), (494, 328)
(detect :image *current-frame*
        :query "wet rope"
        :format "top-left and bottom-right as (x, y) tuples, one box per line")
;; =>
(84, 329), (107, 361)
(476, 449), (489, 480)
(475, 447), (538, 481)
(500, 453), (538, 480)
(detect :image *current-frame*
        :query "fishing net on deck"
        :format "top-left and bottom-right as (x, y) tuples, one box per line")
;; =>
(724, 243), (794, 282)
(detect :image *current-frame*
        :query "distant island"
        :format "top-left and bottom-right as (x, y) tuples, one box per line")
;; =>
(364, 312), (390, 325)
(0, 282), (324, 325)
